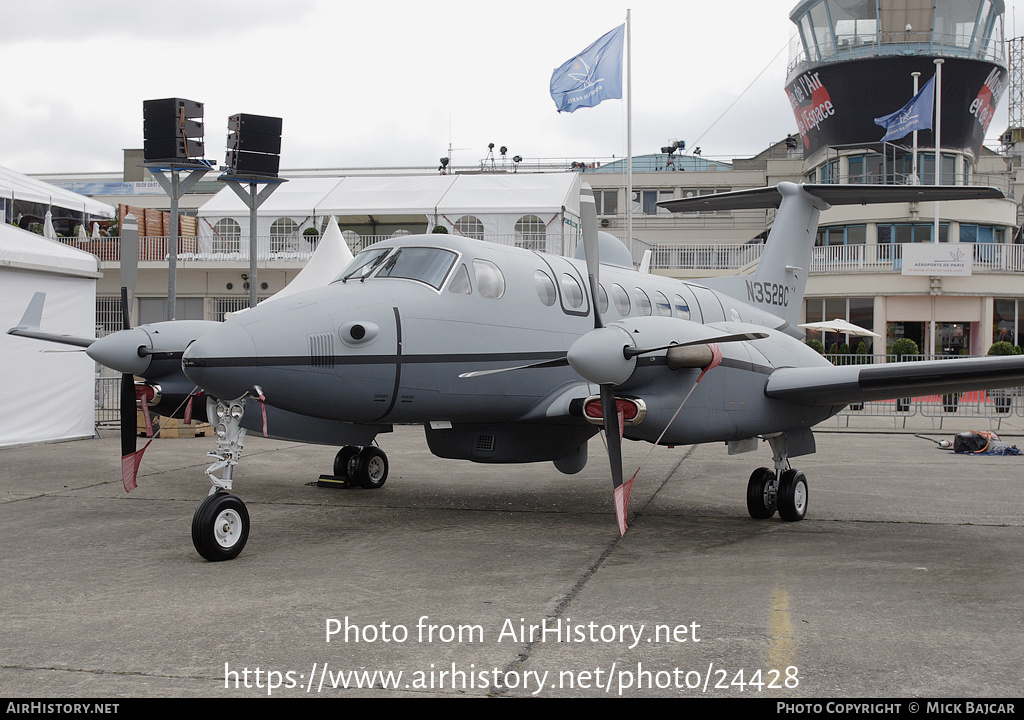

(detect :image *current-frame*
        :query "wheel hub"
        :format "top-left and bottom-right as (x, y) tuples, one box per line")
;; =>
(214, 509), (242, 548)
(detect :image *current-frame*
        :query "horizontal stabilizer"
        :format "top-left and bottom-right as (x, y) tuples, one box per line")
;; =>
(766, 355), (1024, 407)
(7, 292), (94, 348)
(659, 183), (1004, 213)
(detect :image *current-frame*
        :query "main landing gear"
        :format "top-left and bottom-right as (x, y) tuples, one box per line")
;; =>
(330, 445), (389, 489)
(745, 435), (808, 522)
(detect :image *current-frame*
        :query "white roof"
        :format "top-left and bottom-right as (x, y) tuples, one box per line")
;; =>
(0, 165), (114, 218)
(199, 173), (582, 220)
(0, 222), (100, 278)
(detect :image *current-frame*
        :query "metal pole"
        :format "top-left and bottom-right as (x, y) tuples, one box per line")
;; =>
(626, 8), (633, 256)
(911, 71), (920, 182)
(249, 182), (258, 308)
(932, 59), (944, 357)
(168, 170), (178, 320)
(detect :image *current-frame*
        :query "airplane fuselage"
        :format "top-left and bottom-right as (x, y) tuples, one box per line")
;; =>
(181, 235), (838, 463)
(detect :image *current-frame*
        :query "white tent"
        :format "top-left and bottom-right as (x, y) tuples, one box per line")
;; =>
(0, 224), (99, 447)
(0, 165), (115, 220)
(197, 173), (583, 254)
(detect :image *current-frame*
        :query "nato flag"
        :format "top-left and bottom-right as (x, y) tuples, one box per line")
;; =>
(550, 24), (625, 113)
(874, 75), (935, 142)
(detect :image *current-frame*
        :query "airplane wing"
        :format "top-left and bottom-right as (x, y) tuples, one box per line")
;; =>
(766, 355), (1024, 406)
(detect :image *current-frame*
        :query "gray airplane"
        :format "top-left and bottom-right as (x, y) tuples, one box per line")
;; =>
(12, 182), (1024, 561)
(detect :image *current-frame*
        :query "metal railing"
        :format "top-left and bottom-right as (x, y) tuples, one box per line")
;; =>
(57, 233), (664, 267)
(60, 233), (579, 263)
(59, 233), (1024, 275)
(788, 31), (1005, 76)
(649, 243), (765, 270)
(810, 243), (1024, 274)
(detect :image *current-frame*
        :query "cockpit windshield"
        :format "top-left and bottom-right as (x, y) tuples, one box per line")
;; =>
(335, 247), (393, 283)
(333, 246), (458, 290)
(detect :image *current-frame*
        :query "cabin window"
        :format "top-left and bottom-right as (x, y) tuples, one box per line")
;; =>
(673, 294), (690, 320)
(534, 271), (556, 306)
(611, 283), (630, 316)
(473, 259), (505, 299)
(376, 247), (457, 290)
(449, 264), (472, 294)
(633, 288), (652, 316)
(561, 273), (584, 309)
(654, 291), (672, 317)
(597, 284), (609, 315)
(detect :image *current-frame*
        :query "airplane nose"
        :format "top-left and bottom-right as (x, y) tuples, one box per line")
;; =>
(182, 321), (258, 399)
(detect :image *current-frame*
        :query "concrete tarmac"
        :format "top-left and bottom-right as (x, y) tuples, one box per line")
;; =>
(1, 421), (1022, 698)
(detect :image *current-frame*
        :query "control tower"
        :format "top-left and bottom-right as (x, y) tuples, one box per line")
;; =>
(786, 0), (1006, 171)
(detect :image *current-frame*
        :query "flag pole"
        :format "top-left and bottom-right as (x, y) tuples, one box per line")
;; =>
(933, 58), (943, 245)
(911, 71), (920, 183)
(626, 8), (633, 256)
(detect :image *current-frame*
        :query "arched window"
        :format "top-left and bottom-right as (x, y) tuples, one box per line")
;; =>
(454, 215), (484, 240)
(341, 230), (362, 254)
(515, 214), (546, 251)
(213, 218), (240, 254)
(270, 218), (299, 253)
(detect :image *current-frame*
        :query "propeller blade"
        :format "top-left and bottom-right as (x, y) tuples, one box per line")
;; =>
(580, 183), (603, 330)
(117, 282), (145, 493)
(599, 384), (632, 536)
(623, 331), (768, 359)
(119, 372), (141, 492)
(458, 357), (568, 379)
(120, 213), (139, 312)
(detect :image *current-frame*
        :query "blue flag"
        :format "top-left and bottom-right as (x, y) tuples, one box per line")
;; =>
(550, 24), (625, 113)
(874, 75), (935, 142)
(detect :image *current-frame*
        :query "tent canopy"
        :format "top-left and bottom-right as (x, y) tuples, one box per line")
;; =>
(0, 222), (100, 278)
(0, 165), (115, 219)
(198, 173), (583, 236)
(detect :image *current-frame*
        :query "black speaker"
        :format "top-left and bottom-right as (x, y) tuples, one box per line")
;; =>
(143, 98), (205, 163)
(226, 113), (282, 177)
(226, 149), (280, 176)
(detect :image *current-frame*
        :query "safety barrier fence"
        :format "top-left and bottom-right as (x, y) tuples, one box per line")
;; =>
(824, 354), (1022, 429)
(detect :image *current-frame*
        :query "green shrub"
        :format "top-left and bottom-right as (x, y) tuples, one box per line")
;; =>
(988, 341), (1019, 356)
(889, 337), (919, 361)
(805, 338), (824, 354)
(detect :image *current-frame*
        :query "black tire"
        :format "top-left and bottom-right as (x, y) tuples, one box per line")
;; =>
(333, 446), (361, 479)
(746, 467), (777, 519)
(352, 446), (388, 489)
(777, 469), (808, 522)
(192, 492), (249, 561)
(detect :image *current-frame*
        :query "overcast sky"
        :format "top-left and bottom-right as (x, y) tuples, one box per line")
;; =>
(2, 0), (1021, 175)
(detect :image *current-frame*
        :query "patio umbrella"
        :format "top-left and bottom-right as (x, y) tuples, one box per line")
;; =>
(799, 319), (880, 356)
(42, 210), (57, 240)
(798, 319), (880, 337)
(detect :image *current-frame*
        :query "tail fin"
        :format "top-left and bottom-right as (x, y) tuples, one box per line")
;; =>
(746, 182), (826, 329)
